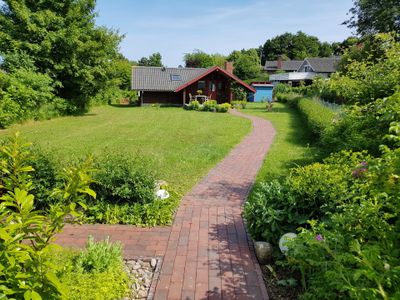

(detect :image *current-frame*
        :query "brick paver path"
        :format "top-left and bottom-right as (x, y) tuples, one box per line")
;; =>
(56, 110), (275, 299)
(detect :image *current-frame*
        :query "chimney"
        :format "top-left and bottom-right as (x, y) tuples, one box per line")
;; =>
(277, 56), (283, 70)
(224, 61), (234, 74)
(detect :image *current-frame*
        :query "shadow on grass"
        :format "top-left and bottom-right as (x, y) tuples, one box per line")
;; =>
(108, 104), (139, 108)
(246, 105), (293, 114)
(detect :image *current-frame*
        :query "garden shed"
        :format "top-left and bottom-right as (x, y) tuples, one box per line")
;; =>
(249, 82), (274, 102)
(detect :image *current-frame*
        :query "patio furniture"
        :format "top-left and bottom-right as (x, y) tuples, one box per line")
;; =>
(195, 95), (208, 103)
(189, 93), (195, 102)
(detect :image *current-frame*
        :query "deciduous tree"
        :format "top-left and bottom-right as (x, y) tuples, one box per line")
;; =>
(344, 0), (400, 36)
(0, 0), (122, 111)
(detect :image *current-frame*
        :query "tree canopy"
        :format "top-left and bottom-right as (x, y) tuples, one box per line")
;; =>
(137, 52), (163, 67)
(228, 49), (261, 80)
(183, 50), (226, 68)
(344, 0), (400, 36)
(0, 0), (122, 111)
(261, 31), (333, 64)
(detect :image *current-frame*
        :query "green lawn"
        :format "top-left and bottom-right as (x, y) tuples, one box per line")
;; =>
(0, 105), (251, 194)
(243, 102), (322, 182)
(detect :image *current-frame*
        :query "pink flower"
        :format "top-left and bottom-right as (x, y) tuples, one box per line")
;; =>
(315, 234), (323, 241)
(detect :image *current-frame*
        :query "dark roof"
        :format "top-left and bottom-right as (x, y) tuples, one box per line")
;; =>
(264, 60), (303, 71)
(132, 66), (255, 93)
(304, 57), (341, 73)
(131, 67), (208, 91)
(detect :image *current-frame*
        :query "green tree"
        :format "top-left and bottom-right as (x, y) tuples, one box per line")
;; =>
(183, 50), (214, 68)
(0, 0), (122, 111)
(228, 49), (261, 80)
(111, 55), (133, 90)
(210, 53), (227, 67)
(138, 52), (163, 67)
(261, 31), (333, 64)
(344, 0), (400, 36)
(332, 36), (360, 55)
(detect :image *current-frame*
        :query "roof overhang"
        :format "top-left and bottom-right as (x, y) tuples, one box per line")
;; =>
(174, 66), (256, 93)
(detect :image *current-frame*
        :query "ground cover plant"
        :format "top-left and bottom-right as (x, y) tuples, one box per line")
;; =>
(51, 238), (130, 300)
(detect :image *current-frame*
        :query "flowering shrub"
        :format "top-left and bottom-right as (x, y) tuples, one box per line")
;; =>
(245, 138), (400, 298)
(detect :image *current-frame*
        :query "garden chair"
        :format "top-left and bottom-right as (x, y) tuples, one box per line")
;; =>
(189, 93), (194, 102)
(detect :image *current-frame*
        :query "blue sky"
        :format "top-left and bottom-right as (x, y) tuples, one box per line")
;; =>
(95, 0), (354, 66)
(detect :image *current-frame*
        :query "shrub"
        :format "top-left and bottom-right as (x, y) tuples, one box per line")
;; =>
(244, 180), (299, 243)
(0, 133), (95, 299)
(216, 103), (231, 113)
(74, 236), (123, 273)
(276, 92), (302, 107)
(322, 90), (400, 155)
(202, 99), (218, 112)
(285, 145), (400, 299)
(28, 146), (58, 210)
(297, 97), (336, 140)
(84, 190), (179, 226)
(273, 83), (292, 98)
(93, 154), (157, 205)
(231, 100), (247, 109)
(186, 100), (200, 110)
(244, 151), (371, 245)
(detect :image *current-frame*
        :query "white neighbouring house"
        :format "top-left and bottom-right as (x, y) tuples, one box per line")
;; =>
(268, 57), (341, 86)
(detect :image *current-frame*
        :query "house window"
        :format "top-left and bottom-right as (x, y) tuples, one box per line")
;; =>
(197, 80), (206, 90)
(304, 65), (312, 72)
(170, 74), (182, 81)
(209, 82), (216, 92)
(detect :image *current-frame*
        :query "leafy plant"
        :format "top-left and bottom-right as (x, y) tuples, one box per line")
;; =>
(297, 97), (336, 140)
(74, 236), (123, 273)
(93, 154), (156, 205)
(0, 133), (96, 299)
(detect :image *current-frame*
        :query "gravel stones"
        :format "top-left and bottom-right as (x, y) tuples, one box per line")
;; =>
(124, 258), (158, 300)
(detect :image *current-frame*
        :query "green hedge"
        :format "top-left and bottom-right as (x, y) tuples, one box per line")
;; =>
(297, 98), (336, 139)
(276, 93), (336, 140)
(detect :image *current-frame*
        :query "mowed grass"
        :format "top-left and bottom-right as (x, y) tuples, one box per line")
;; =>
(0, 105), (251, 194)
(243, 102), (322, 182)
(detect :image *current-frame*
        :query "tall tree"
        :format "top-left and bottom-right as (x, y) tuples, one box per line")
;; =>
(0, 0), (122, 111)
(344, 0), (400, 36)
(261, 31), (333, 64)
(183, 50), (214, 68)
(138, 52), (163, 67)
(228, 49), (261, 80)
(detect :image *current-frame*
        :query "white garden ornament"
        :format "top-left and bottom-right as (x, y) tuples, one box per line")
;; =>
(156, 189), (170, 200)
(279, 232), (297, 253)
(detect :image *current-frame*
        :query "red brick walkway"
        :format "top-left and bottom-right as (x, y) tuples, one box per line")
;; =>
(55, 110), (275, 299)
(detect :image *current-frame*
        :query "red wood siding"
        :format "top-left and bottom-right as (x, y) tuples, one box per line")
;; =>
(185, 73), (231, 104)
(143, 91), (183, 105)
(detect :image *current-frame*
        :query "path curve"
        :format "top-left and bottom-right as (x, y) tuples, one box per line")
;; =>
(56, 109), (276, 299)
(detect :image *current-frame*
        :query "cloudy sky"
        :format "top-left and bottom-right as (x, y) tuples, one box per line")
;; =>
(95, 0), (354, 66)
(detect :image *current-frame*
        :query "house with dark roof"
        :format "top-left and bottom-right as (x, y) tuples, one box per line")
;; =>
(297, 57), (341, 75)
(269, 56), (341, 85)
(264, 57), (303, 74)
(131, 62), (255, 105)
